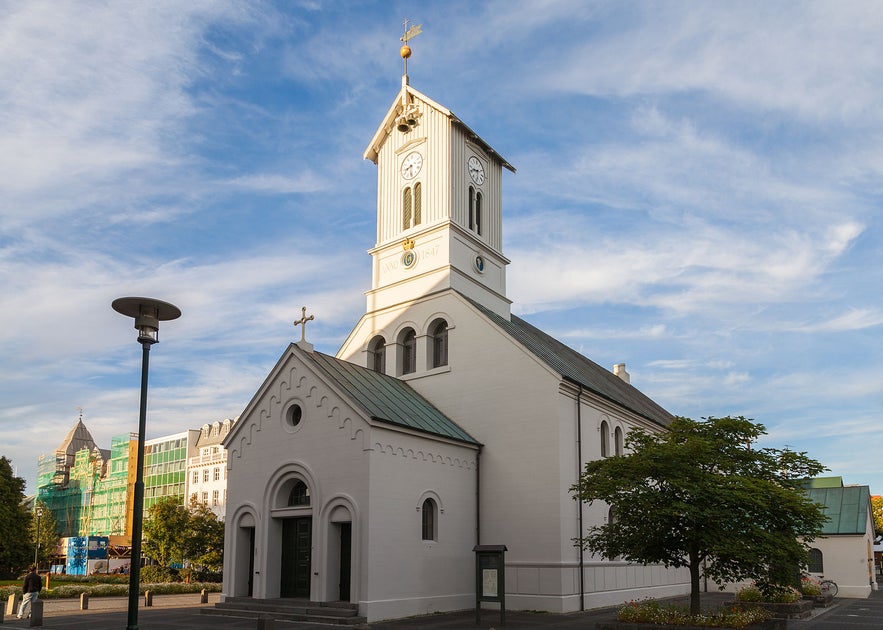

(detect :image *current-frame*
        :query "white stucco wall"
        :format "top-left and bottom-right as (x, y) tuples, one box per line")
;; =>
(807, 532), (876, 598)
(339, 290), (690, 613)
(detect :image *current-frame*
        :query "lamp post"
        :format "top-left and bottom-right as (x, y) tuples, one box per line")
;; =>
(112, 297), (181, 630)
(33, 505), (43, 567)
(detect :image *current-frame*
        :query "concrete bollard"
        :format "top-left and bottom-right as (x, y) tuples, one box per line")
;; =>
(28, 599), (43, 627)
(256, 613), (275, 630)
(144, 590), (153, 607)
(80, 592), (89, 610)
(6, 593), (21, 617)
(200, 588), (208, 604)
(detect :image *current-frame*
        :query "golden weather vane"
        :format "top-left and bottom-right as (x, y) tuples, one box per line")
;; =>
(399, 19), (422, 77)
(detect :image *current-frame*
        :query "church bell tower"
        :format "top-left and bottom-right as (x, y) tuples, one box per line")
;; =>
(362, 24), (515, 318)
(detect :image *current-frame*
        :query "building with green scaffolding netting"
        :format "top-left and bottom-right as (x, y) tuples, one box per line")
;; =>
(36, 417), (199, 542)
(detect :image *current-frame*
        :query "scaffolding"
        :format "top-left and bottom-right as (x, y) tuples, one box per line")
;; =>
(37, 433), (137, 539)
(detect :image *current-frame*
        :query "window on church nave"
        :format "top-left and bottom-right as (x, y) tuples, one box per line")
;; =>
(402, 183), (422, 230)
(421, 498), (437, 541)
(288, 480), (310, 507)
(600, 421), (610, 458)
(614, 426), (624, 456)
(430, 320), (448, 368)
(368, 335), (386, 374)
(808, 548), (823, 573)
(401, 328), (417, 375)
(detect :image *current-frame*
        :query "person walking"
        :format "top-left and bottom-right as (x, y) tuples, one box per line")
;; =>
(17, 566), (42, 619)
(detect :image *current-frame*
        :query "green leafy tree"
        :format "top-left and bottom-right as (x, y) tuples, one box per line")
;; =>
(143, 495), (224, 573)
(143, 496), (189, 566)
(572, 416), (827, 616)
(29, 500), (60, 567)
(183, 496), (224, 572)
(872, 495), (883, 541)
(0, 456), (32, 577)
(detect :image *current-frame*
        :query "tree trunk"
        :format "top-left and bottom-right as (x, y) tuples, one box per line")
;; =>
(688, 549), (701, 616)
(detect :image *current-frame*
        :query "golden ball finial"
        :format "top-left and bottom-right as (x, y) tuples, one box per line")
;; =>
(400, 44), (411, 59)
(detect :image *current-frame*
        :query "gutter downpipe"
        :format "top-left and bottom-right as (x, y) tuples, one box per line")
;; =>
(576, 382), (585, 611)
(476, 444), (482, 545)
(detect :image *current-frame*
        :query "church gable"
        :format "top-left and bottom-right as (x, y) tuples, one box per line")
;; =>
(223, 344), (373, 465)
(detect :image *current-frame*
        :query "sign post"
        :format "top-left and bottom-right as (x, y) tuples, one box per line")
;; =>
(473, 544), (507, 626)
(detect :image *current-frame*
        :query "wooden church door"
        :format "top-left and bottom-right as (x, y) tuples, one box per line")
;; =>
(280, 517), (312, 598)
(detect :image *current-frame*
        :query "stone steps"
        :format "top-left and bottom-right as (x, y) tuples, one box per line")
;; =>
(201, 597), (366, 626)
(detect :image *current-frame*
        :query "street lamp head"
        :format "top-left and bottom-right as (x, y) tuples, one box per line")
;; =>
(36, 506), (43, 517)
(112, 297), (181, 344)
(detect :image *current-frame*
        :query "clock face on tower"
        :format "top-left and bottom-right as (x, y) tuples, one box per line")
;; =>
(467, 156), (485, 185)
(400, 151), (423, 179)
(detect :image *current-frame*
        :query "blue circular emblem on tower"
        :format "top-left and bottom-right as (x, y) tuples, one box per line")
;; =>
(402, 250), (417, 268)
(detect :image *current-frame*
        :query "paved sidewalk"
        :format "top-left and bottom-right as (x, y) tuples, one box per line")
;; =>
(4, 589), (882, 629)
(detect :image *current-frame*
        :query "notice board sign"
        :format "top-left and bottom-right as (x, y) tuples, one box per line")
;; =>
(473, 544), (507, 625)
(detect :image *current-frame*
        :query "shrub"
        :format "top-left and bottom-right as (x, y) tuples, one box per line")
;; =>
(736, 582), (801, 604)
(800, 576), (822, 597)
(139, 565), (180, 584)
(192, 569), (222, 583)
(617, 599), (769, 628)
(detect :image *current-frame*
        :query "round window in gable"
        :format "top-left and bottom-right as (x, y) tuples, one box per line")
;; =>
(283, 403), (304, 433)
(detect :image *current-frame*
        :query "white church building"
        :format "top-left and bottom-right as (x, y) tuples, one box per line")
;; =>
(222, 50), (690, 622)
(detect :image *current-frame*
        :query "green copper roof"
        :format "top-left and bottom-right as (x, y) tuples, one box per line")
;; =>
(468, 299), (674, 428)
(307, 350), (479, 446)
(802, 476), (844, 489)
(806, 484), (871, 535)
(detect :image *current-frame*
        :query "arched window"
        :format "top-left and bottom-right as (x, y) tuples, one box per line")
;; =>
(414, 182), (422, 226)
(401, 328), (417, 375)
(288, 480), (310, 507)
(600, 421), (610, 458)
(431, 320), (448, 368)
(808, 548), (823, 573)
(468, 186), (475, 230)
(475, 192), (482, 235)
(421, 498), (437, 541)
(614, 427), (624, 456)
(402, 187), (412, 231)
(368, 335), (386, 374)
(403, 184), (422, 230)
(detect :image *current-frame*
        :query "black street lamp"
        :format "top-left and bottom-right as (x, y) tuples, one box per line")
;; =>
(112, 297), (181, 630)
(33, 505), (43, 567)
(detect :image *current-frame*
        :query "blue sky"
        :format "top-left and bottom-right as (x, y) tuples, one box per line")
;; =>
(3, 1), (882, 496)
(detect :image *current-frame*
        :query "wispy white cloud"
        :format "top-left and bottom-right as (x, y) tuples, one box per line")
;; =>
(225, 172), (329, 194)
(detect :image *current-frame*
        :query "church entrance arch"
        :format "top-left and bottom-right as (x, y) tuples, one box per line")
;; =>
(324, 503), (354, 602)
(230, 509), (257, 597)
(270, 473), (316, 599)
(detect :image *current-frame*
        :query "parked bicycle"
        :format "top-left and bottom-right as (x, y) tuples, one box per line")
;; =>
(818, 576), (838, 597)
